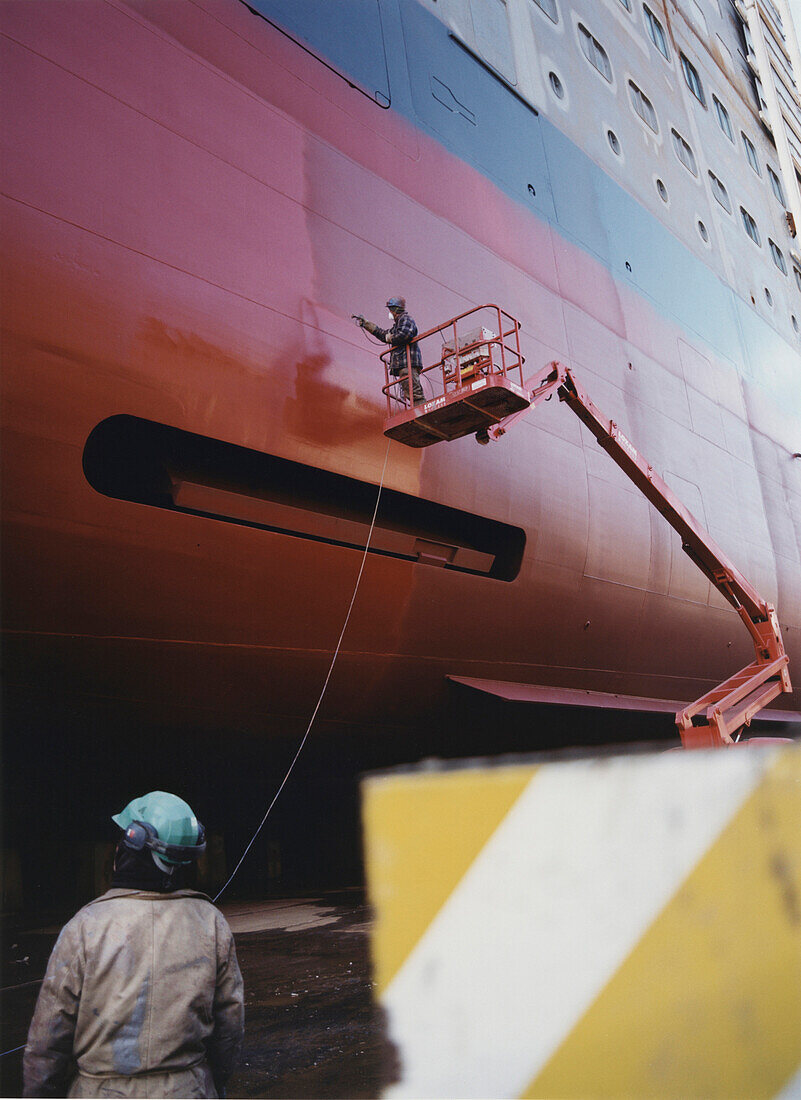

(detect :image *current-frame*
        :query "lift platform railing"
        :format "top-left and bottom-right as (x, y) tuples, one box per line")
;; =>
(380, 304), (525, 415)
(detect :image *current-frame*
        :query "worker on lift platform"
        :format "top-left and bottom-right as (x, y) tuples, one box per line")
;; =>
(354, 296), (424, 405)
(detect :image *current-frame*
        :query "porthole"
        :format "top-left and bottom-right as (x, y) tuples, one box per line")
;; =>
(764, 287), (773, 307)
(697, 220), (708, 241)
(607, 129), (621, 154)
(549, 71), (565, 99)
(792, 314), (799, 334)
(656, 178), (668, 202)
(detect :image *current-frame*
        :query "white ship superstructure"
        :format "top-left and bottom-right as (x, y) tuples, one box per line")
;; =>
(421, 0), (801, 345)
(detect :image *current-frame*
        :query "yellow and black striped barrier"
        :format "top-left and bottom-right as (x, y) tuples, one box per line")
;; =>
(362, 745), (801, 1099)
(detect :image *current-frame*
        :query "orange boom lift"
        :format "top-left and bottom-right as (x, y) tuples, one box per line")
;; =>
(381, 306), (792, 749)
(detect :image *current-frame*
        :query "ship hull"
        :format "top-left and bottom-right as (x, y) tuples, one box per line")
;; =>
(2, 0), (799, 899)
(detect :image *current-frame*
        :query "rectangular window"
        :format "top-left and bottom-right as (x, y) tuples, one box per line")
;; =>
(740, 206), (761, 245)
(713, 95), (733, 141)
(769, 239), (787, 274)
(681, 52), (705, 105)
(629, 79), (658, 132)
(671, 128), (697, 175)
(618, 0), (631, 9)
(767, 165), (786, 205)
(741, 132), (761, 175)
(708, 170), (731, 213)
(578, 24), (612, 82)
(531, 0), (558, 22)
(754, 75), (768, 113)
(644, 5), (670, 60)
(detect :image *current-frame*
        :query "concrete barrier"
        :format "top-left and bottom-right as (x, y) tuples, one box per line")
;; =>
(362, 746), (801, 1099)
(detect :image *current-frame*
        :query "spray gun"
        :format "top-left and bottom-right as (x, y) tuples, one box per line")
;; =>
(353, 314), (382, 338)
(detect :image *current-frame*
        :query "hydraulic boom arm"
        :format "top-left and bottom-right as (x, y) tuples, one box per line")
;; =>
(483, 362), (792, 748)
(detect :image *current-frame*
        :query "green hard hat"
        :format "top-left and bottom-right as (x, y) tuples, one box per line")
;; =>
(112, 790), (203, 865)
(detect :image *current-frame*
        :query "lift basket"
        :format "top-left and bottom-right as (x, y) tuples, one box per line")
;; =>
(382, 305), (529, 448)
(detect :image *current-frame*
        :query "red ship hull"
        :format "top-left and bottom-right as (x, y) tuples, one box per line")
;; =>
(2, 0), (798, 899)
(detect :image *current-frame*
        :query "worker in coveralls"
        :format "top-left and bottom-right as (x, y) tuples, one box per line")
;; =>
(355, 296), (425, 404)
(23, 791), (244, 1099)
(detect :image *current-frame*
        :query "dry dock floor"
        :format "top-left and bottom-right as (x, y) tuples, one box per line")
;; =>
(1, 890), (398, 1098)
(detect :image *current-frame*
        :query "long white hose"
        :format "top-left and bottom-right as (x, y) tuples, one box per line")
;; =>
(213, 439), (392, 904)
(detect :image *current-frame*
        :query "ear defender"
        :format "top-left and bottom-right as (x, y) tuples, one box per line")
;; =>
(123, 820), (159, 852)
(123, 818), (206, 863)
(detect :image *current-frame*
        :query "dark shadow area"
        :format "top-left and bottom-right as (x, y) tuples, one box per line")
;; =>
(4, 678), (794, 918)
(2, 677), (794, 1096)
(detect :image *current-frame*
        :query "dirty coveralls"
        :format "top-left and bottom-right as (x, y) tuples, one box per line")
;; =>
(375, 311), (424, 404)
(23, 888), (244, 1099)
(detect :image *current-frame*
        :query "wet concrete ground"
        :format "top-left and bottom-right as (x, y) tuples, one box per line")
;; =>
(1, 890), (398, 1098)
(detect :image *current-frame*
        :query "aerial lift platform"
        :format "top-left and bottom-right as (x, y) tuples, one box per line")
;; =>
(381, 306), (792, 749)
(381, 305), (529, 447)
